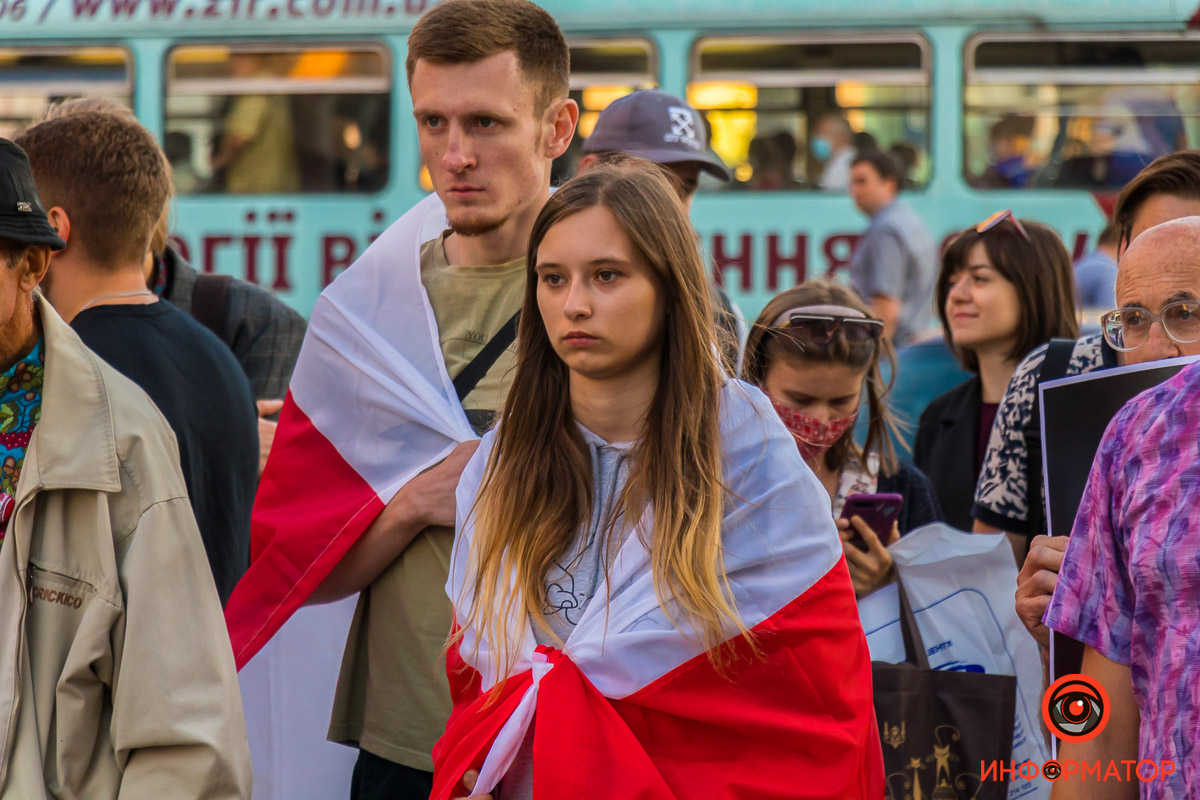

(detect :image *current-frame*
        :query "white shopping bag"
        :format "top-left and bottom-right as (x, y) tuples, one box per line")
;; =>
(858, 523), (1049, 800)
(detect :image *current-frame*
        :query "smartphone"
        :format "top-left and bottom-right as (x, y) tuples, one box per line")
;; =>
(841, 493), (903, 550)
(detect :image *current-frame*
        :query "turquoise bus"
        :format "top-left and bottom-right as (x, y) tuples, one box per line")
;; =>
(1, 0), (1198, 319)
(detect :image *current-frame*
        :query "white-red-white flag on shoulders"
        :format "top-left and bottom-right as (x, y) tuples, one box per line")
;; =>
(434, 382), (885, 799)
(224, 193), (471, 668)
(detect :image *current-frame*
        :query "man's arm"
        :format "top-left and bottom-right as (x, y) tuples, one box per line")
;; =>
(308, 439), (480, 604)
(1051, 646), (1140, 800)
(112, 496), (252, 799)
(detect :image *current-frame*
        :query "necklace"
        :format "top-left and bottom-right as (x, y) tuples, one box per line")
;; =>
(79, 290), (156, 312)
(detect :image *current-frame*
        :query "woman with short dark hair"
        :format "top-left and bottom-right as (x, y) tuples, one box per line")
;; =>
(914, 211), (1079, 530)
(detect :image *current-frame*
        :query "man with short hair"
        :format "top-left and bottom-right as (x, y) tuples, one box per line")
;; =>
(847, 148), (936, 346)
(577, 89), (744, 366)
(222, 1), (578, 797)
(0, 137), (250, 799)
(969, 150), (1200, 653)
(15, 112), (259, 605)
(812, 113), (855, 191)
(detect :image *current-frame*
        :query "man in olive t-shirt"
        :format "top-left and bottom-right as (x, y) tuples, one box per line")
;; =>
(327, 234), (524, 778)
(308, 3), (579, 798)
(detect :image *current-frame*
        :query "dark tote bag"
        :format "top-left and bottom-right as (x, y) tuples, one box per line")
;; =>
(872, 578), (1017, 800)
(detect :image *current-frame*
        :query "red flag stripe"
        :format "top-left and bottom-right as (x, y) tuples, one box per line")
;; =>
(224, 392), (384, 668)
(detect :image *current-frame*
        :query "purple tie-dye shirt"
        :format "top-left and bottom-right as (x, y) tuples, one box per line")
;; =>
(1045, 361), (1200, 798)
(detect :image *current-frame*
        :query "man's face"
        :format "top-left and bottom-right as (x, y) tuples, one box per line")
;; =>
(411, 51), (562, 238)
(1114, 222), (1200, 365)
(849, 162), (895, 217)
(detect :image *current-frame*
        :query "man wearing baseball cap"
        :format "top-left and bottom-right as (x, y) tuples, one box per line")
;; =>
(580, 88), (732, 211)
(579, 89), (745, 364)
(0, 137), (250, 798)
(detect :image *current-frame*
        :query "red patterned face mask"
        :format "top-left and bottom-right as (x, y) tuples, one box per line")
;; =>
(768, 395), (857, 461)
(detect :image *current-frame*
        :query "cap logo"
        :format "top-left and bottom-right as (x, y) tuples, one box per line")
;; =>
(15, 202), (31, 213)
(664, 106), (702, 151)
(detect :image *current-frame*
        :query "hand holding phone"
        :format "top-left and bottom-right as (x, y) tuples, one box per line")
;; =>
(840, 493), (903, 551)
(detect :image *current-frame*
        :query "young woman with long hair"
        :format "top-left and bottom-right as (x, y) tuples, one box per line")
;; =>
(742, 282), (943, 598)
(914, 212), (1079, 531)
(431, 164), (882, 800)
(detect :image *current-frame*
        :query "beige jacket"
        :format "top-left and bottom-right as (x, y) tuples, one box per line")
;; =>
(0, 296), (251, 799)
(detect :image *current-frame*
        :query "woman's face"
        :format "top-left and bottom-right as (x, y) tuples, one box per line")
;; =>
(762, 355), (864, 424)
(944, 242), (1022, 357)
(535, 205), (666, 383)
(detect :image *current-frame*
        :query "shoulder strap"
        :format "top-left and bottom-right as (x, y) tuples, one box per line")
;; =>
(1023, 337), (1076, 536)
(191, 273), (233, 342)
(895, 575), (930, 669)
(453, 310), (520, 403)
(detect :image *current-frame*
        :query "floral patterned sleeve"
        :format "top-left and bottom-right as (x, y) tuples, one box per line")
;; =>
(971, 343), (1048, 534)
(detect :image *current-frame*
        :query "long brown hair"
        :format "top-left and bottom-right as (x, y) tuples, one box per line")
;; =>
(742, 281), (901, 478)
(936, 217), (1079, 372)
(460, 163), (740, 675)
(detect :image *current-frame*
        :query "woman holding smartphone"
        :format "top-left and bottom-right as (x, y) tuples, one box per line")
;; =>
(433, 165), (882, 800)
(913, 211), (1078, 531)
(742, 282), (942, 598)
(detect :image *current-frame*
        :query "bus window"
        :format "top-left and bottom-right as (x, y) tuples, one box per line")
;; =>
(965, 34), (1200, 191)
(0, 47), (132, 139)
(166, 44), (391, 195)
(420, 38), (656, 190)
(687, 35), (930, 192)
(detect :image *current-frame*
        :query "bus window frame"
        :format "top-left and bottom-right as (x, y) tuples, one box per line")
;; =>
(163, 39), (394, 197)
(565, 35), (659, 91)
(962, 30), (1200, 190)
(0, 44), (134, 105)
(687, 30), (932, 192)
(690, 31), (931, 88)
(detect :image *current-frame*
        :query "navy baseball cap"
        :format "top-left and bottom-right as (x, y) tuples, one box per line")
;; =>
(583, 89), (732, 182)
(0, 138), (66, 251)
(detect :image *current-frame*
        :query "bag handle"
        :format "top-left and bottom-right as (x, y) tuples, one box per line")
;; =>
(895, 575), (930, 670)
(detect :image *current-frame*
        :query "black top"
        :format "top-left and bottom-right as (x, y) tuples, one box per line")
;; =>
(72, 301), (258, 604)
(877, 459), (944, 535)
(913, 376), (982, 531)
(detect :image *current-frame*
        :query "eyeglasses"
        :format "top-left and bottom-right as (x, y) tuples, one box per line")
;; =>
(973, 209), (1031, 242)
(1100, 300), (1200, 352)
(784, 313), (884, 344)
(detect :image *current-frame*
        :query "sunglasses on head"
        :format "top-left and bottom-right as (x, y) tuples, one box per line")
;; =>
(971, 209), (1031, 242)
(783, 313), (885, 344)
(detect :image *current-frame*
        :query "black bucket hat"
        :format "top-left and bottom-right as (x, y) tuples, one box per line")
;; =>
(0, 138), (66, 251)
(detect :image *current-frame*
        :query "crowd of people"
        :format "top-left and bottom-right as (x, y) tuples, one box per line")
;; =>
(1, 0), (1199, 797)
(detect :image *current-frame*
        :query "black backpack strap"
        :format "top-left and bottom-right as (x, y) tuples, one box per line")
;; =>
(453, 310), (520, 403)
(1023, 337), (1076, 536)
(191, 273), (233, 343)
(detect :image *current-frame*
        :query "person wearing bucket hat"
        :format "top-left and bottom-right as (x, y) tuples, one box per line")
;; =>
(0, 135), (251, 798)
(580, 89), (731, 212)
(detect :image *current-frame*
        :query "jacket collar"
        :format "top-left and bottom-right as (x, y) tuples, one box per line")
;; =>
(18, 293), (122, 495)
(934, 375), (982, 426)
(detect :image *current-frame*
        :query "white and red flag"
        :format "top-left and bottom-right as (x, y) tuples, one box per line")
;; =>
(224, 194), (471, 668)
(434, 384), (884, 800)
